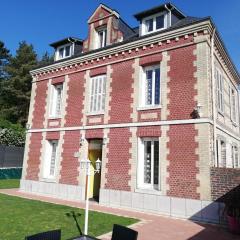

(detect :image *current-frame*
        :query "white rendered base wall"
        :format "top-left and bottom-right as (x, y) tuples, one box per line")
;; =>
(20, 179), (85, 201)
(99, 189), (226, 225)
(20, 180), (225, 225)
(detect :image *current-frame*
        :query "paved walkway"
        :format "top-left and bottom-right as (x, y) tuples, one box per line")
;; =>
(0, 189), (239, 240)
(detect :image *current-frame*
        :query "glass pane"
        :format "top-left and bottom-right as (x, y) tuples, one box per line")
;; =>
(156, 15), (164, 29)
(50, 142), (57, 176)
(154, 141), (159, 185)
(59, 48), (64, 58)
(55, 85), (62, 116)
(65, 46), (70, 56)
(144, 141), (152, 184)
(145, 70), (153, 105)
(145, 18), (153, 32)
(154, 68), (160, 105)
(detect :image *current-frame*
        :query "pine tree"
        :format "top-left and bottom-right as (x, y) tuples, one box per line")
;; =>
(0, 41), (10, 78)
(1, 41), (37, 126)
(38, 51), (54, 67)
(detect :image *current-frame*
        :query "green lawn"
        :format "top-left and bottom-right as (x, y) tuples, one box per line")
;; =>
(0, 193), (138, 240)
(0, 179), (20, 189)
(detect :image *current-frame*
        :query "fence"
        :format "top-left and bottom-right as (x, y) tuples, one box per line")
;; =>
(0, 145), (24, 179)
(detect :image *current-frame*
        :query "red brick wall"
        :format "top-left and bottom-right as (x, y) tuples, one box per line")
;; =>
(109, 60), (134, 123)
(210, 167), (240, 201)
(46, 131), (60, 140)
(32, 81), (48, 129)
(52, 76), (65, 85)
(85, 129), (103, 139)
(59, 131), (80, 185)
(167, 45), (197, 120)
(26, 133), (43, 180)
(167, 124), (200, 199)
(64, 72), (85, 127)
(105, 128), (131, 191)
(137, 126), (161, 137)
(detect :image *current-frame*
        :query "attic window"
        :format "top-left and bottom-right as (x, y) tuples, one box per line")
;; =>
(56, 44), (73, 60)
(97, 28), (107, 48)
(142, 13), (166, 35)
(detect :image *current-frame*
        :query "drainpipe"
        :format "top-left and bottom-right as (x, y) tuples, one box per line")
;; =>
(165, 4), (172, 27)
(211, 28), (217, 166)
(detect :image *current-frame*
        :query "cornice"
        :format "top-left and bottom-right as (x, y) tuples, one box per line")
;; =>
(31, 20), (211, 76)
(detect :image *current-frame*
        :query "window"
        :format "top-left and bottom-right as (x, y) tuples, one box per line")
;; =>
(138, 138), (160, 190)
(216, 138), (226, 167)
(232, 145), (239, 168)
(141, 66), (161, 107)
(89, 75), (106, 113)
(43, 140), (59, 179)
(97, 28), (107, 48)
(231, 88), (237, 123)
(56, 44), (72, 60)
(142, 13), (166, 35)
(50, 84), (63, 118)
(215, 68), (224, 113)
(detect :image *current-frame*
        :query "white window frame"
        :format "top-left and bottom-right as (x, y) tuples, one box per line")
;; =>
(55, 43), (73, 60)
(140, 65), (161, 108)
(215, 68), (224, 114)
(43, 140), (59, 180)
(89, 75), (106, 114)
(216, 138), (226, 167)
(96, 28), (107, 48)
(230, 88), (237, 124)
(49, 84), (63, 118)
(137, 138), (160, 190)
(141, 12), (167, 35)
(231, 144), (239, 168)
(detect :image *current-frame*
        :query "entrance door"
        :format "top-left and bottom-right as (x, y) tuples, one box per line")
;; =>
(88, 139), (102, 200)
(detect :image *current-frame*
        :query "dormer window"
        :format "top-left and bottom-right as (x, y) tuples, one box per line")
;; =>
(56, 44), (73, 60)
(142, 13), (166, 35)
(97, 28), (107, 48)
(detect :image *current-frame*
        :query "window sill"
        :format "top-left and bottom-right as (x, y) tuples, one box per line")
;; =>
(137, 105), (162, 111)
(48, 116), (62, 120)
(86, 111), (105, 116)
(40, 178), (57, 183)
(135, 188), (162, 195)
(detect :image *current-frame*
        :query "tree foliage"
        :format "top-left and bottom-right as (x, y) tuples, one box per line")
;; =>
(0, 41), (38, 126)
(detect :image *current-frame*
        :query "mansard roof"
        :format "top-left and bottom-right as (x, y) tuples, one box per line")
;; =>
(134, 2), (185, 21)
(50, 37), (83, 48)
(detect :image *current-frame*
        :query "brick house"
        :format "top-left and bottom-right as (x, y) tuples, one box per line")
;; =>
(21, 3), (240, 223)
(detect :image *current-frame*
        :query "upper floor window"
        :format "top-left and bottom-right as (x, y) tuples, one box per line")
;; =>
(215, 68), (224, 113)
(138, 138), (160, 190)
(97, 28), (107, 48)
(89, 75), (106, 113)
(231, 145), (239, 168)
(43, 140), (59, 179)
(141, 65), (161, 107)
(216, 138), (226, 167)
(56, 44), (72, 60)
(142, 13), (166, 35)
(230, 88), (237, 123)
(50, 84), (63, 118)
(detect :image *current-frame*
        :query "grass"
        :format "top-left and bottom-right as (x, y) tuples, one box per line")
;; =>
(0, 193), (138, 240)
(0, 179), (20, 189)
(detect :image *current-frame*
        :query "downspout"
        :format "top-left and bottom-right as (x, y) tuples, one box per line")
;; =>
(211, 28), (217, 166)
(165, 4), (172, 27)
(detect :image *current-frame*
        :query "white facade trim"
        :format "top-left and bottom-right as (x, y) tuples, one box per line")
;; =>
(30, 21), (212, 76)
(28, 118), (213, 133)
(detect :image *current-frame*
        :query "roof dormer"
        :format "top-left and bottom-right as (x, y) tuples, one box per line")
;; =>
(50, 37), (83, 62)
(83, 4), (135, 52)
(134, 3), (185, 36)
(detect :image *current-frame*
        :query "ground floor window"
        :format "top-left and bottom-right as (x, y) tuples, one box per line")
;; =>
(138, 138), (160, 190)
(216, 138), (226, 167)
(43, 140), (59, 179)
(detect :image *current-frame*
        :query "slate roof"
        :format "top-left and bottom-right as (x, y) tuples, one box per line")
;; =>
(50, 37), (83, 48)
(134, 2), (185, 21)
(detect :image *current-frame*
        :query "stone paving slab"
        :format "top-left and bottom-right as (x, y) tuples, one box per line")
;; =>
(0, 189), (239, 240)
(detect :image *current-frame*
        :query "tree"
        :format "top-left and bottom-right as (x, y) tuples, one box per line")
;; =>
(0, 40), (10, 78)
(0, 41), (37, 126)
(38, 51), (54, 67)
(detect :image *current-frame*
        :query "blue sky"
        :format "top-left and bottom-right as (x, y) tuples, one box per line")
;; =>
(1, 0), (239, 69)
